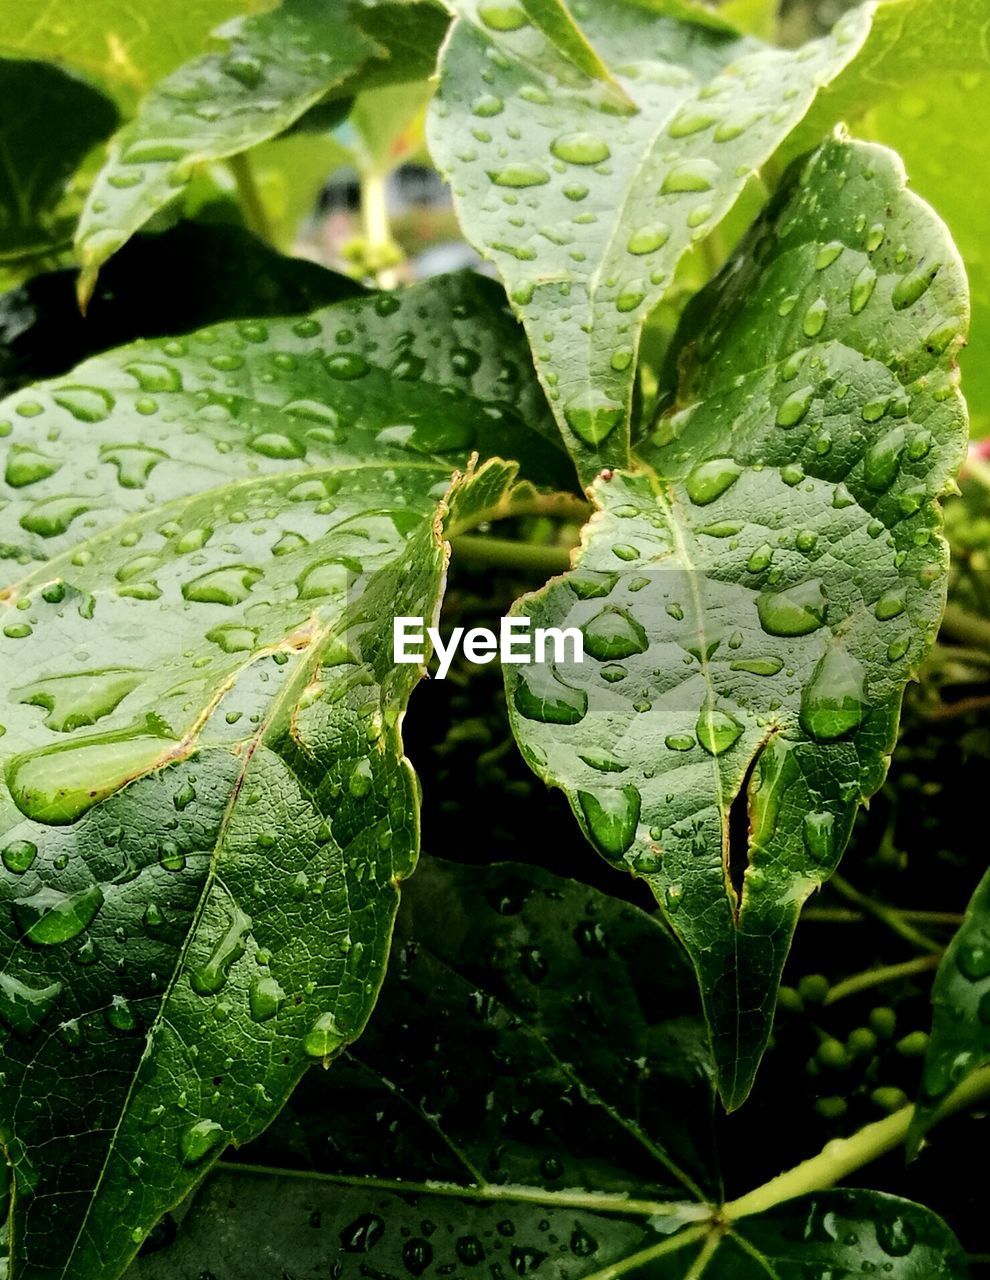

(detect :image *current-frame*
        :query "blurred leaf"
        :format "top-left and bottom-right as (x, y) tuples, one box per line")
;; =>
(911, 867), (990, 1150)
(0, 222), (362, 397)
(0, 60), (117, 286)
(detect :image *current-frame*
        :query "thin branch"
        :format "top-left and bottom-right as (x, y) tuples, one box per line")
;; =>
(824, 954), (942, 1005)
(228, 153), (274, 243)
(829, 874), (943, 955)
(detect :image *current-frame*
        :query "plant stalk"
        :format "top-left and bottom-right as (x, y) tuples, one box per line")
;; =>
(829, 874), (943, 954)
(228, 153), (274, 243)
(450, 534), (573, 574)
(824, 953), (942, 1004)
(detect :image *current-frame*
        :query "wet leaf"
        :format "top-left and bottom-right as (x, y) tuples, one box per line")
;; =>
(0, 272), (564, 1278)
(504, 137), (968, 1108)
(75, 0), (450, 299)
(0, 60), (117, 287)
(428, 0), (872, 483)
(126, 865), (968, 1280)
(910, 867), (990, 1150)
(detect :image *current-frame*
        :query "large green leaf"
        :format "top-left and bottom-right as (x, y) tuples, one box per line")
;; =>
(503, 137), (968, 1108)
(0, 223), (361, 398)
(427, 0), (873, 483)
(910, 867), (990, 1151)
(127, 861), (969, 1279)
(0, 60), (117, 287)
(75, 0), (449, 300)
(787, 0), (990, 437)
(0, 272), (565, 1279)
(0, 0), (256, 108)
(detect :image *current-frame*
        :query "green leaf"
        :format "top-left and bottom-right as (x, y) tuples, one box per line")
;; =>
(0, 60), (118, 286)
(504, 137), (968, 1108)
(787, 0), (990, 436)
(910, 866), (990, 1150)
(0, 223), (362, 398)
(662, 1190), (972, 1277)
(75, 0), (450, 300)
(130, 855), (719, 1277)
(125, 865), (969, 1280)
(427, 0), (873, 483)
(0, 272), (565, 1278)
(0, 0), (254, 108)
(517, 0), (637, 112)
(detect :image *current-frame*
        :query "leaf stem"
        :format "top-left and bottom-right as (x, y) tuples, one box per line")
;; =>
(940, 603), (990, 651)
(450, 534), (573, 574)
(573, 1224), (711, 1280)
(828, 874), (943, 954)
(216, 1161), (691, 1219)
(360, 167), (400, 289)
(228, 153), (274, 243)
(824, 953), (942, 1004)
(723, 1066), (990, 1221)
(803, 907), (964, 927)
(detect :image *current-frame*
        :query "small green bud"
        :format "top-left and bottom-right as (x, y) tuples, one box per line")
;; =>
(817, 1037), (850, 1070)
(869, 1006), (897, 1039)
(896, 1030), (930, 1058)
(847, 1027), (878, 1057)
(815, 1095), (848, 1120)
(798, 973), (831, 1005)
(871, 1085), (909, 1113)
(777, 986), (804, 1013)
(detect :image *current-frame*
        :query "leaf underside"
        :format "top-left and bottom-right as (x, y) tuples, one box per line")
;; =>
(0, 271), (564, 1279)
(505, 136), (968, 1108)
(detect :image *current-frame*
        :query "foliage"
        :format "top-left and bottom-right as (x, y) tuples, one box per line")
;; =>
(0, 0), (988, 1277)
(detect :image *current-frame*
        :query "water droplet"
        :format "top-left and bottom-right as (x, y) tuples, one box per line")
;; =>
(182, 565), (262, 606)
(488, 163), (550, 188)
(874, 588), (906, 620)
(249, 432), (305, 460)
(190, 906), (252, 996)
(551, 132), (610, 165)
(325, 353), (370, 380)
(403, 1238), (433, 1276)
(53, 386), (113, 423)
(875, 1215), (916, 1258)
(850, 264), (877, 314)
(577, 787), (640, 858)
(249, 974), (286, 1022)
(513, 668), (587, 724)
(667, 109), (717, 138)
(5, 446), (60, 488)
(695, 704), (743, 756)
(0, 972), (61, 1037)
(863, 426), (905, 492)
(472, 93), (504, 117)
(800, 648), (868, 741)
(627, 224), (670, 255)
(684, 457), (741, 505)
(2, 839), (37, 874)
(892, 262), (939, 309)
(124, 361), (182, 393)
(815, 241), (844, 269)
(564, 390), (622, 445)
(757, 580), (827, 636)
(478, 2), (528, 30)
(803, 811), (835, 862)
(665, 734), (695, 751)
(179, 1118), (224, 1166)
(802, 297), (829, 337)
(956, 940), (990, 981)
(582, 607), (648, 660)
(776, 386), (814, 428)
(661, 160), (716, 193)
(341, 1212), (386, 1252)
(303, 1010), (345, 1059)
(14, 883), (104, 945)
(730, 657), (784, 676)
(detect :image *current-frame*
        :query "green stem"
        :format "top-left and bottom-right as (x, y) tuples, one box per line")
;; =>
(360, 167), (399, 289)
(829, 874), (943, 955)
(804, 907), (963, 927)
(576, 1225), (711, 1280)
(218, 1161), (686, 1219)
(724, 1066), (990, 1221)
(940, 603), (990, 651)
(451, 534), (573, 574)
(228, 153), (274, 243)
(824, 953), (942, 1005)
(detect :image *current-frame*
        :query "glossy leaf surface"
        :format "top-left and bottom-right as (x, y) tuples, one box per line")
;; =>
(505, 137), (968, 1107)
(76, 0), (449, 298)
(127, 863), (968, 1279)
(0, 272), (559, 1278)
(911, 867), (990, 1148)
(428, 0), (872, 482)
